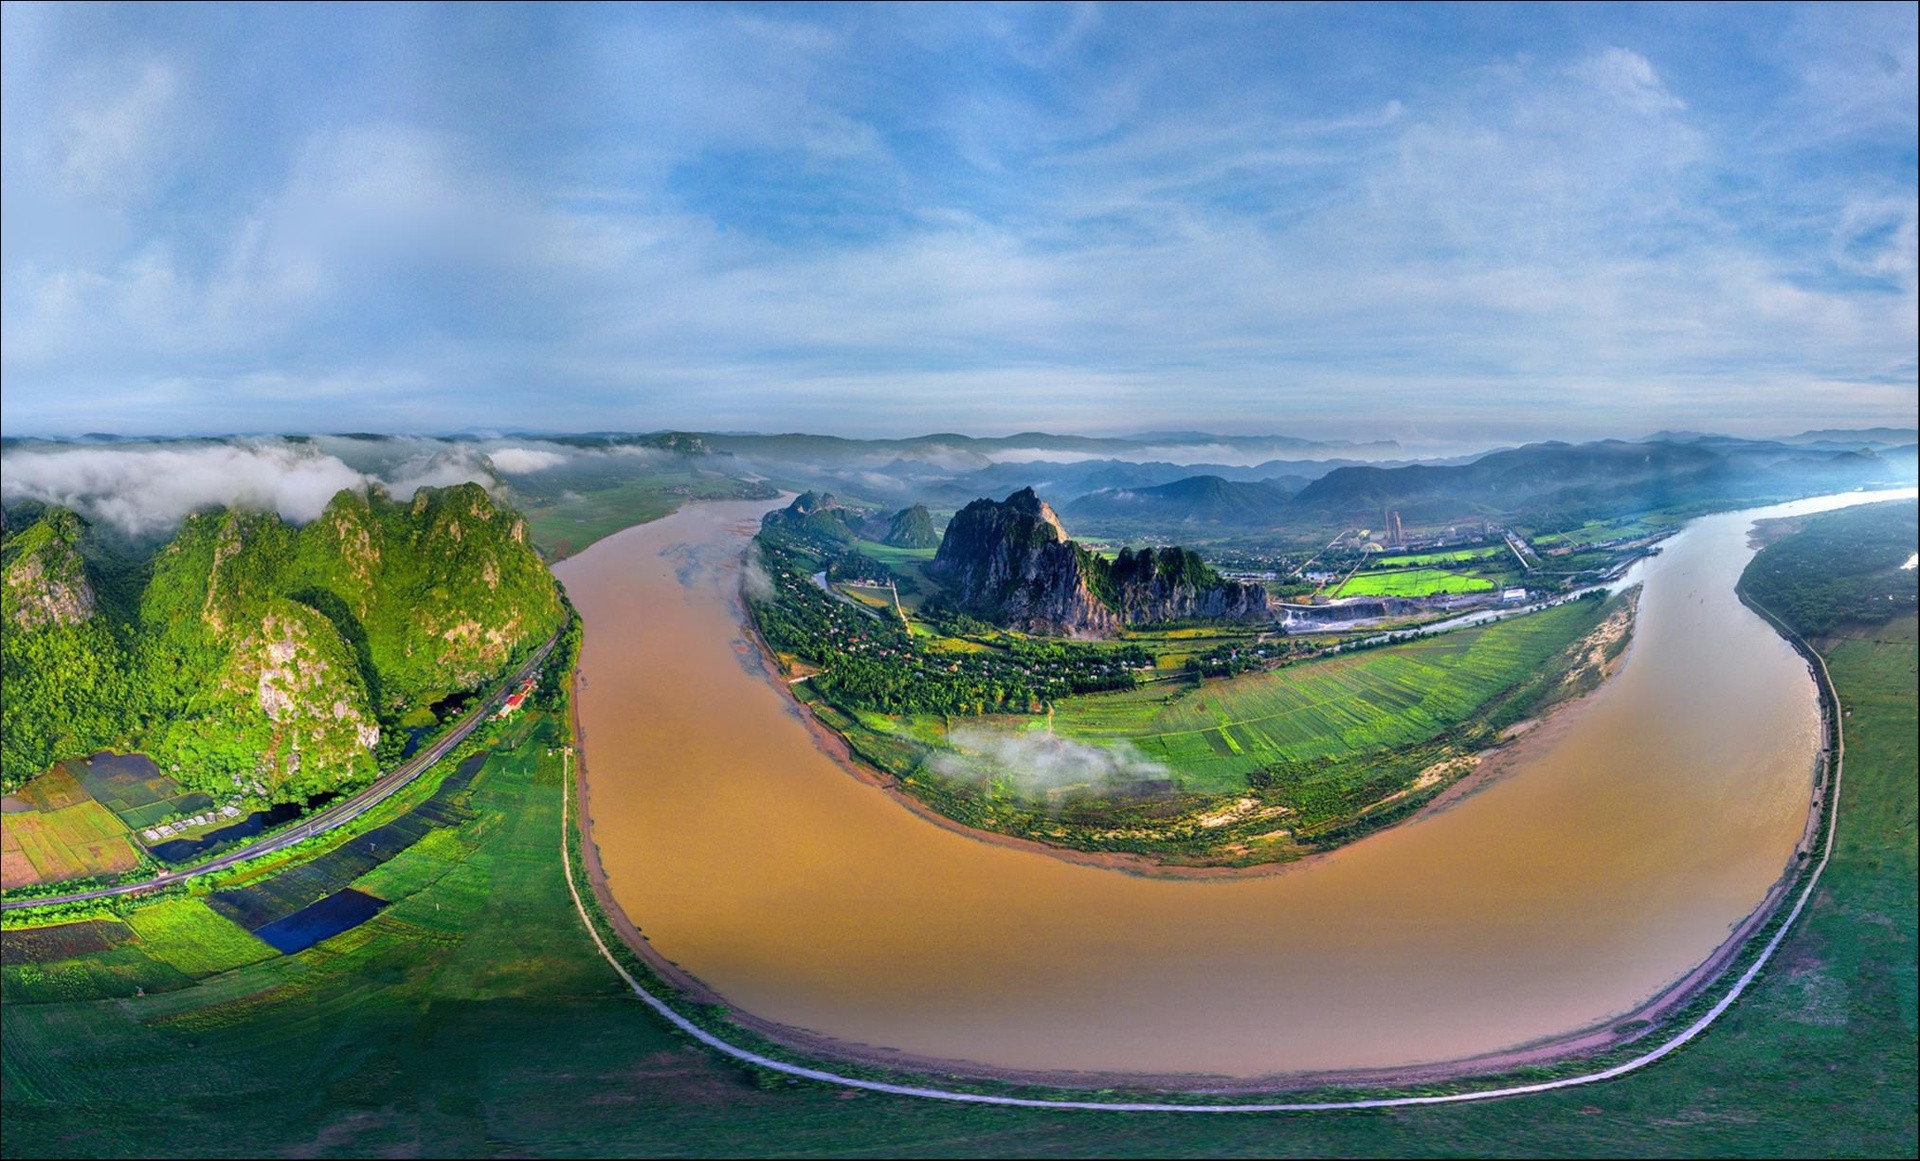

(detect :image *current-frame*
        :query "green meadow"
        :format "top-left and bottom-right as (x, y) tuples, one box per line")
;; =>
(884, 597), (1612, 796)
(1334, 567), (1496, 597)
(1369, 545), (1506, 567)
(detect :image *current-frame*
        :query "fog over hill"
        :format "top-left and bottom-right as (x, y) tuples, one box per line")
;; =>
(4, 429), (1912, 543)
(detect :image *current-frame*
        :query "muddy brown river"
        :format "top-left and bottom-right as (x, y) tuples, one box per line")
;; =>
(553, 489), (1912, 1077)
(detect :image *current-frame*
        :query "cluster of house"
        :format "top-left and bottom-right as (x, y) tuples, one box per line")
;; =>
(493, 676), (539, 720)
(142, 802), (243, 842)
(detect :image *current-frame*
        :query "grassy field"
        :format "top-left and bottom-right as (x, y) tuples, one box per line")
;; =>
(120, 899), (277, 977)
(1043, 599), (1605, 791)
(1370, 545), (1505, 567)
(1334, 566), (1496, 597)
(848, 539), (938, 568)
(3, 612), (1913, 1156)
(830, 598), (1621, 864)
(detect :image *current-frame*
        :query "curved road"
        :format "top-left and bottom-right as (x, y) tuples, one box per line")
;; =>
(2, 632), (560, 912)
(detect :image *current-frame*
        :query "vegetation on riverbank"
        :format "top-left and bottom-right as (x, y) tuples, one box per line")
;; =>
(751, 490), (1635, 865)
(837, 593), (1629, 866)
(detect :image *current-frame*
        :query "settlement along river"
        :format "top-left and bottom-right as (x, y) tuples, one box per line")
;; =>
(554, 490), (1908, 1079)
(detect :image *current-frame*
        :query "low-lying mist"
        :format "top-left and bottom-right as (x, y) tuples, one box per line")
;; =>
(0, 437), (553, 537)
(931, 725), (1172, 799)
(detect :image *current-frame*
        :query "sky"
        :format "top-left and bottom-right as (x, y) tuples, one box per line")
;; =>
(2, 3), (1914, 442)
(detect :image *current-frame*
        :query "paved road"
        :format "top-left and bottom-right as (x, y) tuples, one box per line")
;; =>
(2, 633), (560, 912)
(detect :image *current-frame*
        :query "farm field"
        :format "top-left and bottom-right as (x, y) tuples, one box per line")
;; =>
(2, 619), (1913, 1156)
(849, 538), (939, 568)
(1050, 598), (1605, 791)
(1530, 513), (1674, 547)
(1370, 545), (1506, 567)
(71, 753), (215, 833)
(1334, 567), (1496, 597)
(1, 798), (140, 888)
(870, 598), (1612, 799)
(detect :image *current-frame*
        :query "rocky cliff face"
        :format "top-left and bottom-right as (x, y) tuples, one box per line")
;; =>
(1099, 545), (1274, 624)
(930, 488), (1272, 635)
(930, 488), (1112, 635)
(2, 510), (98, 631)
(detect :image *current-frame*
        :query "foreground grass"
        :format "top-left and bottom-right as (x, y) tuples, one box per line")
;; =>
(3, 615), (1911, 1155)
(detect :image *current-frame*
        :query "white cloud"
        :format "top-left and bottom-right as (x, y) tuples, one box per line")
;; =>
(486, 446), (569, 474)
(1570, 47), (1684, 115)
(0, 440), (495, 536)
(57, 60), (181, 200)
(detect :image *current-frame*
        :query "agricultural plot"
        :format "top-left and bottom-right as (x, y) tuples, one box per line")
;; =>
(1046, 600), (1606, 792)
(10, 766), (92, 812)
(1335, 568), (1495, 598)
(121, 899), (275, 976)
(0, 798), (141, 887)
(0, 919), (132, 966)
(1370, 546), (1505, 567)
(206, 752), (485, 932)
(71, 752), (214, 832)
(849, 539), (937, 567)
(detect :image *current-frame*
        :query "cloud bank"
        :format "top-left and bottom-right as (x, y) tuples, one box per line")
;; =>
(0, 440), (494, 536)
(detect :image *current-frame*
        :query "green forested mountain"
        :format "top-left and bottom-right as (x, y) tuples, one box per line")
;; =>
(0, 511), (134, 784)
(1, 484), (563, 798)
(879, 504), (939, 548)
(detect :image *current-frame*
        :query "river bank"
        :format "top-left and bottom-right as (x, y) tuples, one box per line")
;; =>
(743, 588), (1638, 881)
(562, 559), (1846, 1093)
(555, 494), (1891, 1078)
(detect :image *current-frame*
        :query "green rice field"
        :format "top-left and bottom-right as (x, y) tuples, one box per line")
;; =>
(1334, 567), (1496, 597)
(1370, 545), (1506, 567)
(875, 599), (1610, 795)
(120, 900), (276, 976)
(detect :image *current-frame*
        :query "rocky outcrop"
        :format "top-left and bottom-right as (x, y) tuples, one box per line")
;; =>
(217, 601), (381, 794)
(930, 488), (1273, 636)
(1100, 546), (1274, 624)
(2, 511), (96, 631)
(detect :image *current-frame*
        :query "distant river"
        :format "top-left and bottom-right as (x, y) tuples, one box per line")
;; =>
(554, 488), (1915, 1077)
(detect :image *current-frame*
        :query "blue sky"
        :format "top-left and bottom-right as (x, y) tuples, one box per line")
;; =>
(2, 2), (1914, 440)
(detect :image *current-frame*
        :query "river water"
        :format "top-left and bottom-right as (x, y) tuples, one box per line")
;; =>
(553, 489), (1913, 1077)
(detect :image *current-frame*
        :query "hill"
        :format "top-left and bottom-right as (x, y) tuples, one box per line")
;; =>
(928, 488), (1271, 634)
(1, 484), (563, 797)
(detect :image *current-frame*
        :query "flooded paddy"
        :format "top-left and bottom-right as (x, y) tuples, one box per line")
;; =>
(555, 490), (1912, 1078)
